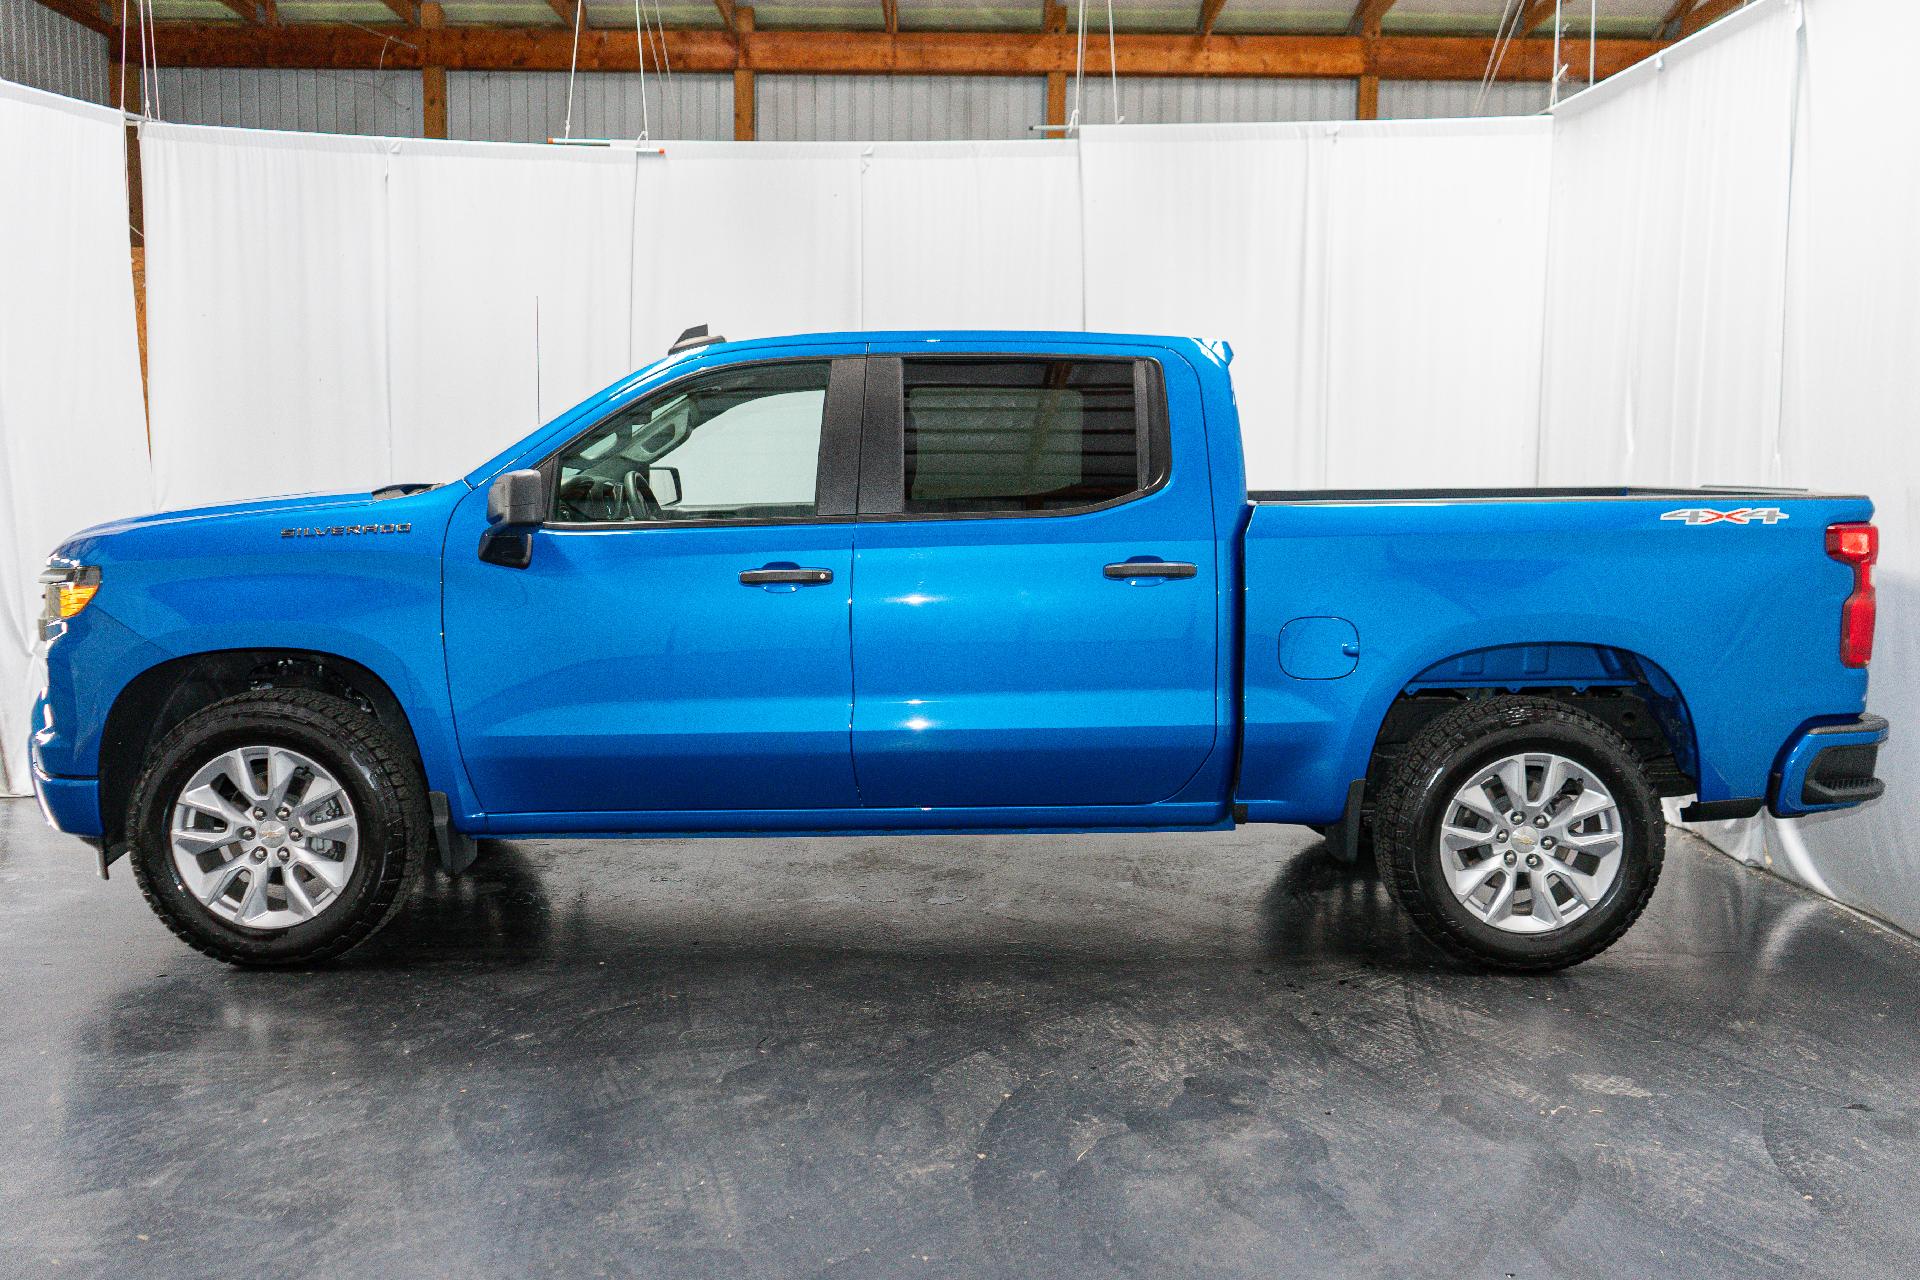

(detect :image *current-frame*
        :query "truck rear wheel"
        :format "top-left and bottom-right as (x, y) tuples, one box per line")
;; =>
(1374, 695), (1664, 971)
(125, 689), (427, 966)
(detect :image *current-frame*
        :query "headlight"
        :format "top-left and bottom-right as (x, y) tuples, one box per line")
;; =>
(38, 564), (100, 639)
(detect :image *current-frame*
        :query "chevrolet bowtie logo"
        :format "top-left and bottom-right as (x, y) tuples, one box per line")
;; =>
(1660, 507), (1789, 526)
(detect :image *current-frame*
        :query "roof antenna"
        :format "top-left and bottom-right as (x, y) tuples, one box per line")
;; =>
(669, 324), (725, 354)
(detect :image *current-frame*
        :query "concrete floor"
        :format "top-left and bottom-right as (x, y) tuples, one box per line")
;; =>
(2, 800), (1918, 1279)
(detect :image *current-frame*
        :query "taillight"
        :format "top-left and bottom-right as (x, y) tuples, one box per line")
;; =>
(1826, 522), (1877, 668)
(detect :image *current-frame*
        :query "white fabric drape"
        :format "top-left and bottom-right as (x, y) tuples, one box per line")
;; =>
(1538, 0), (1801, 488)
(860, 141), (1083, 332)
(0, 80), (153, 796)
(143, 125), (395, 509)
(387, 139), (638, 478)
(1771, 0), (1920, 931)
(1081, 119), (1553, 489)
(1540, 0), (1920, 935)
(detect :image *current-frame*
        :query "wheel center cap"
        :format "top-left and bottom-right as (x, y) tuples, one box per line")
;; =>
(257, 821), (288, 848)
(1512, 828), (1537, 850)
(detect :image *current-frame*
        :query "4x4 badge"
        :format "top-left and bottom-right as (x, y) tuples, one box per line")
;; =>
(1660, 507), (1788, 526)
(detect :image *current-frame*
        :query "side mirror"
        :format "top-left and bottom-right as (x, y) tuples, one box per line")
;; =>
(487, 469), (547, 528)
(480, 469), (546, 569)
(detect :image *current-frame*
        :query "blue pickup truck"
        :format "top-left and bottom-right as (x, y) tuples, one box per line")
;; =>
(30, 330), (1887, 970)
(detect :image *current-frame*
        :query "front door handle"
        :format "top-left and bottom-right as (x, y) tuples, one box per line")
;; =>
(740, 566), (834, 586)
(1104, 560), (1197, 580)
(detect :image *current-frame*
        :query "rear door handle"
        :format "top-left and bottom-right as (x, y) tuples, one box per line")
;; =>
(1104, 561), (1197, 580)
(740, 566), (834, 585)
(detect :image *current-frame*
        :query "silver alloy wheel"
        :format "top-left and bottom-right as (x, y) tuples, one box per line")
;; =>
(1437, 751), (1623, 935)
(168, 745), (359, 932)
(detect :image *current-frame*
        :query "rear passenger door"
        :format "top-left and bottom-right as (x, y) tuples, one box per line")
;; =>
(848, 345), (1220, 811)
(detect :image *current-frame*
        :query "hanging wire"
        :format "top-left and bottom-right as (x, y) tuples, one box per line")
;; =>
(562, 0), (585, 139)
(1104, 0), (1121, 123)
(632, 0), (652, 141)
(649, 0), (674, 138)
(1589, 0), (1598, 90)
(1475, 0), (1527, 114)
(1069, 0), (1088, 132)
(139, 0), (159, 119)
(1550, 0), (1563, 107)
(117, 0), (131, 113)
(641, 0), (667, 137)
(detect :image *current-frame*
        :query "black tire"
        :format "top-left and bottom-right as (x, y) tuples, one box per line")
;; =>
(126, 689), (428, 966)
(1374, 695), (1664, 972)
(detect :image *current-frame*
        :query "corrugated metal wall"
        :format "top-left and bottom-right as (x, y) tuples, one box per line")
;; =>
(0, 0), (107, 104)
(24, 58), (1570, 139)
(1107, 77), (1358, 124)
(151, 69), (424, 137)
(757, 75), (1046, 142)
(448, 71), (733, 143)
(1378, 79), (1557, 120)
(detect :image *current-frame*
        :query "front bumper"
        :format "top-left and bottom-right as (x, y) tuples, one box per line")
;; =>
(1770, 714), (1889, 818)
(32, 762), (104, 838)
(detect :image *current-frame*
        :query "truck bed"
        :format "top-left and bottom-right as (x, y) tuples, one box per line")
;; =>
(1233, 486), (1873, 824)
(1250, 486), (1857, 504)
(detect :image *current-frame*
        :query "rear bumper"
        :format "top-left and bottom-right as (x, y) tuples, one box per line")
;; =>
(1770, 714), (1888, 818)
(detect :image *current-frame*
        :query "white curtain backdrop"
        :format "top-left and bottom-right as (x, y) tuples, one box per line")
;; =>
(860, 141), (1083, 332)
(1772, 0), (1920, 932)
(387, 139), (638, 479)
(1081, 119), (1553, 488)
(0, 80), (153, 796)
(1538, 0), (1800, 489)
(1539, 0), (1920, 935)
(143, 125), (394, 508)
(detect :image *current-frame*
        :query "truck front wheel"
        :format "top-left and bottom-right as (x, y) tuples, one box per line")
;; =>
(1374, 695), (1665, 971)
(125, 689), (428, 966)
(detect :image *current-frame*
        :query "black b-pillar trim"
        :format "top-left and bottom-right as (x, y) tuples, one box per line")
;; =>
(815, 357), (866, 519)
(858, 356), (906, 516)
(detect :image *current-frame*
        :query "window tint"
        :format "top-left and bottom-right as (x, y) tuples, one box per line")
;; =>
(551, 362), (830, 523)
(901, 360), (1144, 514)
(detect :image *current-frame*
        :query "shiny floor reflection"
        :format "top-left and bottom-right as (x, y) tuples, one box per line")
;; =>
(2, 799), (1917, 1279)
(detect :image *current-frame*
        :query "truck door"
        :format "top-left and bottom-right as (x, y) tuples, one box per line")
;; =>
(442, 352), (865, 817)
(849, 347), (1221, 810)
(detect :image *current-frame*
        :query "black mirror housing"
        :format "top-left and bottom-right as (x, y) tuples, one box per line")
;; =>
(487, 469), (547, 527)
(480, 469), (545, 568)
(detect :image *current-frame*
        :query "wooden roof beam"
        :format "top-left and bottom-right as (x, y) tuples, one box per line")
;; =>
(1199, 0), (1228, 37)
(546, 0), (580, 27)
(377, 0), (420, 25)
(714, 0), (739, 35)
(884, 0), (899, 36)
(133, 25), (1667, 81)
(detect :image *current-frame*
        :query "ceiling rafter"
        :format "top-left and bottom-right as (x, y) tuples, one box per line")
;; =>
(1514, 0), (1562, 37)
(1680, 0), (1747, 35)
(546, 0), (581, 28)
(210, 0), (266, 24)
(714, 0), (739, 35)
(1200, 0), (1228, 37)
(38, 0), (114, 36)
(376, 0), (420, 25)
(884, 0), (899, 36)
(1347, 0), (1398, 37)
